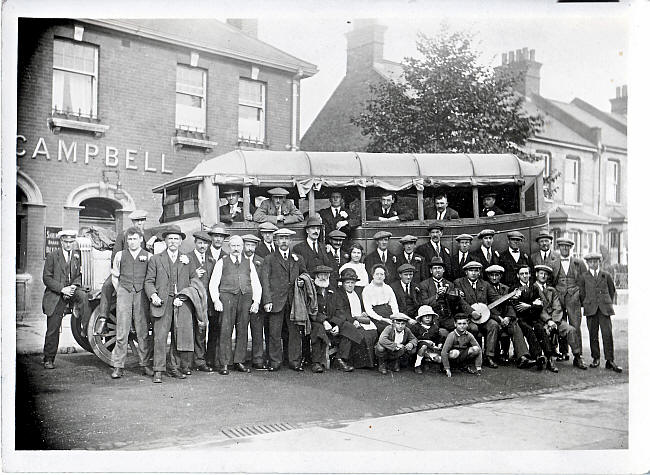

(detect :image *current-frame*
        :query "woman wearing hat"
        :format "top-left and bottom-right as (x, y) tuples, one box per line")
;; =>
(338, 243), (369, 287)
(362, 264), (399, 334)
(329, 268), (377, 369)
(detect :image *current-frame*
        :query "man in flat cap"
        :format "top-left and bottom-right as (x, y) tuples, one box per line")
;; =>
(318, 190), (360, 239)
(219, 188), (252, 224)
(366, 190), (415, 221)
(364, 231), (398, 284)
(187, 230), (216, 373)
(326, 230), (348, 278)
(552, 237), (588, 361)
(389, 263), (420, 322)
(480, 192), (504, 217)
(498, 231), (529, 288)
(579, 253), (622, 372)
(253, 187), (304, 224)
(450, 234), (474, 281)
(529, 231), (560, 285)
(41, 230), (90, 369)
(470, 229), (500, 278)
(261, 228), (308, 371)
(424, 192), (460, 220)
(394, 235), (426, 284)
(454, 261), (501, 368)
(416, 223), (452, 280)
(255, 222), (278, 259)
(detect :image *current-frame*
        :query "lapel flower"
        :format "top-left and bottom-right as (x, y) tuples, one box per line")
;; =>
(391, 210), (397, 216)
(292, 254), (299, 262)
(339, 210), (348, 219)
(343, 253), (350, 260)
(179, 255), (190, 265)
(414, 256), (421, 262)
(391, 256), (397, 263)
(138, 255), (149, 262)
(72, 251), (79, 260)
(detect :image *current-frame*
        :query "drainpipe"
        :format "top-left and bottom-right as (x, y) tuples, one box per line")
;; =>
(290, 69), (304, 151)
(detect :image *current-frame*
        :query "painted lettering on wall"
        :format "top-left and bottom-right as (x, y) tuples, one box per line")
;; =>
(17, 136), (173, 175)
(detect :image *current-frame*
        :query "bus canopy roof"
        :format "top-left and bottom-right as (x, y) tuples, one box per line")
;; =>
(153, 151), (543, 196)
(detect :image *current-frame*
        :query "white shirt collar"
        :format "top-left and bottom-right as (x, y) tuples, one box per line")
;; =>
(167, 249), (178, 261)
(128, 248), (141, 259)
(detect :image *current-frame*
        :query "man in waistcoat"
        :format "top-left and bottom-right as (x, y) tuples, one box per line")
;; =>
(205, 224), (229, 368)
(209, 235), (262, 375)
(109, 227), (154, 378)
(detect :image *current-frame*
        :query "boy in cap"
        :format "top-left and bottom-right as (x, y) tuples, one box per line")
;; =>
(498, 231), (529, 288)
(415, 223), (452, 279)
(450, 233), (474, 281)
(109, 227), (154, 378)
(389, 263), (420, 321)
(395, 235), (426, 284)
(187, 230), (217, 372)
(41, 230), (90, 369)
(579, 253), (622, 372)
(253, 187), (304, 224)
(364, 230), (398, 283)
(480, 192), (504, 217)
(255, 222), (278, 258)
(374, 313), (418, 374)
(411, 305), (443, 374)
(441, 313), (482, 377)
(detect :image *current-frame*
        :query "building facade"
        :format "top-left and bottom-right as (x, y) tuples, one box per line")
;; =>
(16, 18), (316, 318)
(301, 20), (627, 269)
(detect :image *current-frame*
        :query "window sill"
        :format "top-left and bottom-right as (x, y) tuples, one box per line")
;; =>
(237, 137), (269, 150)
(48, 117), (110, 137)
(172, 136), (218, 153)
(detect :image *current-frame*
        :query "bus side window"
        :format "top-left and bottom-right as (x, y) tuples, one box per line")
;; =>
(479, 184), (521, 216)
(365, 188), (417, 222)
(423, 187), (472, 219)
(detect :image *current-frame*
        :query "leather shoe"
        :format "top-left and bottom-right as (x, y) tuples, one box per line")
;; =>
(252, 363), (268, 371)
(414, 365), (423, 374)
(484, 356), (498, 369)
(311, 363), (324, 373)
(605, 360), (623, 373)
(392, 360), (400, 372)
(235, 363), (251, 373)
(557, 353), (570, 362)
(465, 366), (478, 374)
(516, 356), (535, 369)
(546, 360), (559, 373)
(378, 362), (388, 375)
(44, 360), (55, 370)
(535, 356), (546, 371)
(333, 358), (354, 372)
(181, 368), (192, 375)
(289, 363), (304, 372)
(573, 356), (588, 370)
(267, 364), (280, 372)
(196, 364), (213, 373)
(218, 365), (229, 375)
(142, 366), (154, 377)
(153, 371), (162, 383)
(168, 369), (187, 379)
(589, 358), (600, 368)
(111, 367), (123, 379)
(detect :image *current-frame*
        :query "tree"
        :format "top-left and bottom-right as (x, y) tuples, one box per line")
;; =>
(353, 28), (545, 161)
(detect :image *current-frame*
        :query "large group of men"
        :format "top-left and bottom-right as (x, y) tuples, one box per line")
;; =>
(41, 188), (623, 382)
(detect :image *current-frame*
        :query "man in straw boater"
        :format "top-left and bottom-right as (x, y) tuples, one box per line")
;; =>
(209, 235), (262, 375)
(579, 252), (623, 373)
(41, 229), (90, 369)
(253, 187), (304, 224)
(144, 225), (197, 383)
(261, 228), (307, 372)
(109, 226), (153, 379)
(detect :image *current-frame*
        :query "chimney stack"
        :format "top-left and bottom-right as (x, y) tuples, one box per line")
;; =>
(495, 47), (542, 97)
(345, 19), (387, 75)
(226, 18), (258, 38)
(609, 85), (628, 116)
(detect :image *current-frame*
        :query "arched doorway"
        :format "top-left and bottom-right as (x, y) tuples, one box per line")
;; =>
(80, 197), (120, 234)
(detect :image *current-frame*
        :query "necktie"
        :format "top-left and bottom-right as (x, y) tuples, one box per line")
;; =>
(199, 253), (205, 265)
(472, 282), (476, 290)
(406, 283), (410, 295)
(381, 251), (386, 264)
(64, 251), (69, 263)
(334, 208), (339, 218)
(487, 249), (492, 262)
(383, 208), (389, 217)
(170, 253), (177, 263)
(283, 252), (288, 260)
(437, 211), (442, 220)
(270, 244), (275, 253)
(434, 244), (440, 255)
(335, 250), (340, 265)
(313, 241), (318, 253)
(460, 252), (465, 265)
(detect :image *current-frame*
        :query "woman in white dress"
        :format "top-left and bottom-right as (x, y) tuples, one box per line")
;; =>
(338, 243), (369, 287)
(361, 263), (399, 334)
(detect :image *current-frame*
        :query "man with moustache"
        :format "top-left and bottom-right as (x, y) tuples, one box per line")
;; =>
(415, 223), (452, 279)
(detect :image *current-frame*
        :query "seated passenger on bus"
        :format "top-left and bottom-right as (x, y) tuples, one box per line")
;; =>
(480, 192), (505, 217)
(318, 190), (360, 238)
(424, 193), (460, 220)
(366, 191), (415, 222)
(219, 188), (254, 223)
(252, 187), (304, 225)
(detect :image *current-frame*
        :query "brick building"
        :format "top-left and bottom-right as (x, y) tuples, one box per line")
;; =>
(301, 20), (627, 267)
(16, 18), (316, 318)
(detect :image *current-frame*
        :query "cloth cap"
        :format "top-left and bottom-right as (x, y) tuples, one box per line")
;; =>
(427, 223), (444, 231)
(399, 235), (418, 244)
(556, 237), (575, 246)
(397, 263), (416, 274)
(258, 222), (279, 233)
(391, 313), (410, 322)
(241, 234), (261, 244)
(268, 187), (290, 196)
(507, 231), (525, 241)
(482, 192), (497, 199)
(477, 229), (496, 239)
(485, 264), (505, 274)
(338, 268), (360, 282)
(328, 230), (346, 240)
(192, 231), (212, 243)
(373, 230), (392, 240)
(583, 252), (602, 261)
(222, 188), (239, 195)
(535, 230), (554, 242)
(534, 264), (553, 274)
(305, 215), (323, 227)
(57, 229), (78, 239)
(208, 224), (230, 237)
(455, 233), (473, 242)
(416, 305), (438, 320)
(463, 261), (483, 270)
(128, 209), (148, 221)
(274, 228), (296, 237)
(162, 225), (186, 240)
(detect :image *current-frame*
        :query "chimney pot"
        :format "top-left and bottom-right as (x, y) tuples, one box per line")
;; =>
(516, 49), (522, 61)
(530, 49), (535, 62)
(522, 47), (529, 60)
(622, 85), (628, 97)
(508, 51), (515, 63)
(501, 53), (507, 65)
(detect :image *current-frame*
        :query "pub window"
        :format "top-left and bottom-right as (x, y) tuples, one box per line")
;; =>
(52, 38), (98, 118)
(176, 65), (207, 133)
(564, 156), (580, 204)
(239, 79), (266, 143)
(606, 159), (621, 203)
(423, 186), (473, 219)
(162, 183), (199, 222)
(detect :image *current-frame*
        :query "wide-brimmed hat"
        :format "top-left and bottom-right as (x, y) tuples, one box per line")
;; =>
(222, 188), (240, 195)
(162, 225), (186, 240)
(416, 305), (438, 320)
(429, 256), (445, 267)
(338, 268), (360, 282)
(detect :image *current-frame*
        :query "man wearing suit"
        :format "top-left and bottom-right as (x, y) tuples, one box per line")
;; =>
(417, 257), (460, 339)
(204, 224), (229, 368)
(470, 229), (500, 278)
(579, 253), (622, 372)
(364, 230), (398, 284)
(187, 231), (216, 373)
(144, 225), (193, 383)
(424, 193), (460, 220)
(255, 222), (278, 259)
(253, 187), (304, 225)
(389, 264), (420, 321)
(219, 188), (252, 224)
(415, 223), (452, 279)
(318, 190), (360, 239)
(41, 230), (90, 369)
(552, 237), (588, 360)
(529, 230), (560, 285)
(243, 234), (270, 370)
(366, 191), (415, 221)
(292, 215), (334, 276)
(261, 228), (308, 371)
(449, 233), (474, 281)
(454, 261), (501, 368)
(498, 231), (530, 288)
(479, 192), (505, 217)
(394, 235), (426, 284)
(325, 230), (348, 278)
(512, 266), (547, 370)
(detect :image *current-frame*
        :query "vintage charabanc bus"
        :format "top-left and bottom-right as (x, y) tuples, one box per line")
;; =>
(77, 150), (548, 366)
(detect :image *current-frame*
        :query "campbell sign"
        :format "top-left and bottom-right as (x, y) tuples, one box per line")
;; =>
(16, 135), (173, 174)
